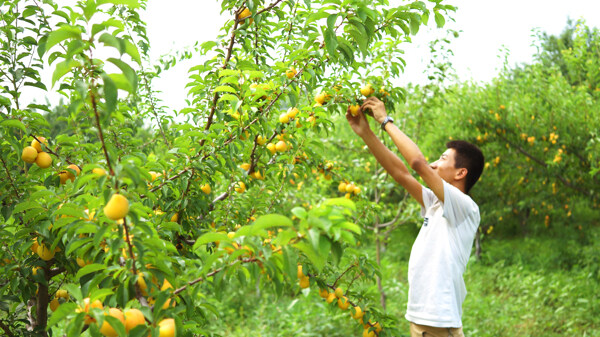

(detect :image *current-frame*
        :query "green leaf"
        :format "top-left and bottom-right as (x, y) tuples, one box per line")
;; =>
(325, 14), (338, 56)
(214, 85), (237, 93)
(253, 214), (293, 230)
(1, 119), (26, 133)
(293, 241), (325, 272)
(47, 302), (78, 327)
(52, 59), (80, 87)
(124, 39), (141, 64)
(409, 14), (421, 35)
(13, 201), (43, 214)
(99, 33), (125, 54)
(75, 263), (106, 279)
(322, 198), (356, 211)
(103, 315), (126, 336)
(339, 221), (361, 235)
(434, 11), (445, 28)
(108, 73), (132, 92)
(218, 94), (239, 102)
(45, 26), (82, 54)
(192, 232), (230, 251)
(97, 0), (140, 8)
(291, 207), (307, 220)
(102, 73), (117, 115)
(107, 58), (137, 92)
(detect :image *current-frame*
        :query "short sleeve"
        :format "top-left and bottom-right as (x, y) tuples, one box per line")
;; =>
(420, 185), (437, 218)
(442, 181), (478, 226)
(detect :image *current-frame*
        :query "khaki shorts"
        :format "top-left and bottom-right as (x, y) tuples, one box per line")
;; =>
(410, 322), (465, 337)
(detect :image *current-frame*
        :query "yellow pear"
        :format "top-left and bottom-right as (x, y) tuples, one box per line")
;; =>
(360, 83), (374, 96)
(349, 104), (361, 116)
(334, 287), (344, 298)
(201, 183), (211, 194)
(299, 276), (310, 289)
(286, 67), (297, 79)
(103, 194), (129, 220)
(158, 318), (176, 337)
(275, 140), (287, 152)
(124, 308), (145, 332)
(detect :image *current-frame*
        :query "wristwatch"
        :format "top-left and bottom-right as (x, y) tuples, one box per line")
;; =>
(381, 116), (394, 130)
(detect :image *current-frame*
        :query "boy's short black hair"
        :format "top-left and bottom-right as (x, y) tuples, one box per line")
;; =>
(446, 140), (484, 194)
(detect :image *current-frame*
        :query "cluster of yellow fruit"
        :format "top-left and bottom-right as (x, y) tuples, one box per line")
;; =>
(266, 133), (290, 154)
(314, 92), (331, 106)
(338, 181), (361, 199)
(76, 297), (175, 337)
(49, 289), (69, 312)
(286, 66), (297, 79)
(239, 162), (264, 180)
(21, 137), (52, 168)
(316, 284), (382, 336)
(31, 238), (60, 261)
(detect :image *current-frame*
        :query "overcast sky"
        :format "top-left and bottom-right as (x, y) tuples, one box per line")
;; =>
(142, 0), (599, 112)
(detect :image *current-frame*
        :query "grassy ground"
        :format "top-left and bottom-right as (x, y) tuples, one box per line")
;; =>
(209, 225), (600, 337)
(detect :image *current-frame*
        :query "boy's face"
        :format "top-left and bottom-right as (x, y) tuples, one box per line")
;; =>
(430, 148), (460, 183)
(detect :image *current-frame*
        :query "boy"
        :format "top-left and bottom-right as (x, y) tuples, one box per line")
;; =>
(346, 97), (484, 337)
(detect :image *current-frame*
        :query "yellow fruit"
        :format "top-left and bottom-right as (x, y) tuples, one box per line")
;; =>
(50, 298), (60, 311)
(103, 194), (129, 220)
(201, 183), (211, 194)
(334, 287), (344, 298)
(32, 266), (41, 276)
(351, 306), (364, 320)
(297, 265), (305, 279)
(35, 152), (52, 168)
(93, 167), (107, 176)
(326, 292), (337, 304)
(349, 104), (360, 116)
(36, 244), (55, 261)
(307, 115), (316, 125)
(56, 289), (68, 299)
(161, 279), (173, 291)
(76, 257), (88, 267)
(256, 135), (267, 145)
(267, 143), (276, 154)
(137, 273), (148, 296)
(319, 289), (329, 298)
(124, 308), (145, 332)
(338, 182), (347, 193)
(237, 7), (252, 24)
(314, 92), (327, 104)
(360, 83), (374, 97)
(279, 112), (290, 124)
(149, 171), (161, 181)
(286, 67), (297, 79)
(345, 184), (355, 193)
(240, 163), (251, 171)
(31, 137), (48, 152)
(353, 186), (361, 195)
(158, 318), (176, 337)
(170, 213), (178, 222)
(338, 296), (350, 310)
(250, 171), (263, 180)
(363, 328), (375, 337)
(287, 107), (299, 118)
(79, 298), (103, 325)
(299, 276), (310, 289)
(31, 238), (39, 254)
(275, 140), (287, 152)
(99, 307), (125, 337)
(235, 181), (246, 193)
(22, 146), (38, 163)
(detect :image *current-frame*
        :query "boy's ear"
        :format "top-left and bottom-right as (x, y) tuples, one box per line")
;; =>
(456, 167), (468, 180)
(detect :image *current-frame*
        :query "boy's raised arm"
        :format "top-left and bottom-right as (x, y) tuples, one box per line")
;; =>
(345, 106), (424, 207)
(361, 97), (446, 203)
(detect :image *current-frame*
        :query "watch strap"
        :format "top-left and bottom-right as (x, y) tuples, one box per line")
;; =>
(381, 116), (394, 130)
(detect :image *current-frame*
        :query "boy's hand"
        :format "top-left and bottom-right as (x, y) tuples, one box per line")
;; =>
(346, 105), (372, 137)
(361, 97), (387, 124)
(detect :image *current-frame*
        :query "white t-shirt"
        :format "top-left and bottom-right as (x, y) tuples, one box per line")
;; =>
(405, 181), (480, 328)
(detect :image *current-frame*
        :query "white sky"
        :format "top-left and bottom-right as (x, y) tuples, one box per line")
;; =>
(143, 0), (600, 112)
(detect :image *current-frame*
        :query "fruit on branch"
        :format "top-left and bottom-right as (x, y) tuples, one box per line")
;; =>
(256, 135), (267, 145)
(50, 298), (60, 311)
(35, 152), (52, 168)
(349, 104), (361, 116)
(103, 194), (130, 220)
(338, 296), (350, 310)
(319, 288), (329, 298)
(286, 67), (297, 79)
(360, 84), (374, 97)
(99, 307), (125, 337)
(351, 306), (364, 320)
(201, 183), (212, 194)
(279, 112), (290, 124)
(237, 7), (252, 25)
(77, 297), (103, 325)
(21, 146), (38, 163)
(157, 318), (176, 337)
(124, 308), (146, 332)
(334, 287), (344, 299)
(93, 167), (107, 176)
(267, 143), (277, 154)
(299, 276), (310, 289)
(36, 243), (56, 261)
(275, 140), (288, 152)
(235, 181), (246, 193)
(59, 164), (80, 184)
(31, 137), (48, 152)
